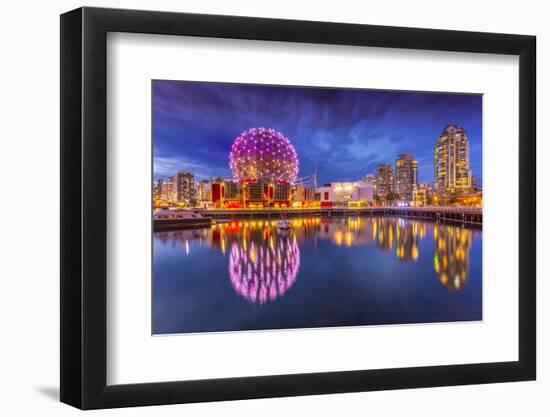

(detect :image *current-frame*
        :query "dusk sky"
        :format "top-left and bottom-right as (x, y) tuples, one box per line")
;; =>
(153, 80), (482, 186)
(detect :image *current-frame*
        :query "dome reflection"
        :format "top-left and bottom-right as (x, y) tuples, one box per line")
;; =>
(228, 230), (300, 304)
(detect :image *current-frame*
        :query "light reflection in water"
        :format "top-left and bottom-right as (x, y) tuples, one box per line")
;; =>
(433, 224), (473, 291)
(154, 217), (476, 303)
(228, 233), (300, 304)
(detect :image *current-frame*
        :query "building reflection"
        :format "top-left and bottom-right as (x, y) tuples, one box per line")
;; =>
(154, 216), (475, 302)
(312, 217), (425, 262)
(433, 224), (472, 291)
(155, 228), (209, 255)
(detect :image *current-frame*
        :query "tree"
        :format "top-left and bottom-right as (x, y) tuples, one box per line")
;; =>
(448, 193), (458, 205)
(386, 192), (398, 202)
(373, 194), (381, 205)
(426, 194), (433, 206)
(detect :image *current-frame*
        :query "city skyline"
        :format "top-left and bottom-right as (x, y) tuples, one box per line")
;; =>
(152, 80), (483, 336)
(153, 81), (482, 187)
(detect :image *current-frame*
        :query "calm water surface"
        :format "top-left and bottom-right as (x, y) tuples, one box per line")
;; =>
(153, 216), (482, 334)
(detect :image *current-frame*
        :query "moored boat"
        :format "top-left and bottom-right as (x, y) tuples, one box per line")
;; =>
(277, 218), (292, 230)
(212, 218), (231, 225)
(153, 209), (212, 231)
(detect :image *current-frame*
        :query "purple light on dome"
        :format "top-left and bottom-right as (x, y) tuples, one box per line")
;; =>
(229, 127), (299, 183)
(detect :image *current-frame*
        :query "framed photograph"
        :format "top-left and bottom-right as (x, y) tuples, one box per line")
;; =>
(60, 7), (536, 409)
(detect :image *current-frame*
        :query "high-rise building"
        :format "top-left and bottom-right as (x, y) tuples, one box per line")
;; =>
(434, 124), (473, 195)
(394, 153), (418, 200)
(176, 170), (195, 203)
(154, 179), (164, 200)
(161, 175), (176, 202)
(363, 174), (376, 194)
(376, 163), (394, 197)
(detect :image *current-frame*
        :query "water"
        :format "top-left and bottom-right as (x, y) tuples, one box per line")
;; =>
(153, 216), (482, 335)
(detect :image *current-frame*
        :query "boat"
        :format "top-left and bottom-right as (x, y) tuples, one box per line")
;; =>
(277, 218), (292, 230)
(153, 209), (212, 231)
(212, 218), (231, 225)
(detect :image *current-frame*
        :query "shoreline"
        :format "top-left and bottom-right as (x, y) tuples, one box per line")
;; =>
(153, 208), (483, 231)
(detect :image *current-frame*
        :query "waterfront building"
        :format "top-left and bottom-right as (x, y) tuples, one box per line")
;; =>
(223, 180), (242, 208)
(418, 182), (433, 193)
(412, 182), (433, 206)
(434, 124), (473, 196)
(274, 183), (291, 207)
(224, 180), (240, 199)
(196, 179), (213, 208)
(292, 184), (317, 208)
(376, 163), (394, 198)
(395, 153), (418, 200)
(412, 189), (427, 206)
(176, 170), (195, 203)
(355, 180), (375, 205)
(245, 181), (266, 208)
(316, 180), (374, 208)
(362, 174), (377, 194)
(211, 179), (225, 208)
(210, 179), (243, 208)
(453, 192), (483, 207)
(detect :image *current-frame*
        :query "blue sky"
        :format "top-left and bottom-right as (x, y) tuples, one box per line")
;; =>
(153, 80), (482, 186)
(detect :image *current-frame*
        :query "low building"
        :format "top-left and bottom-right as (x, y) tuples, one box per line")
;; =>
(273, 183), (291, 207)
(223, 180), (293, 208)
(316, 181), (374, 208)
(292, 184), (317, 208)
(223, 180), (242, 208)
(196, 180), (213, 208)
(210, 179), (245, 208)
(412, 188), (427, 206)
(411, 182), (434, 207)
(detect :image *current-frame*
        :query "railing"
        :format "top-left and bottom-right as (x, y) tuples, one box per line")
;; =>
(194, 206), (480, 224)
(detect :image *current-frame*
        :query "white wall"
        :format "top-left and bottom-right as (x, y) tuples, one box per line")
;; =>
(0, 0), (546, 415)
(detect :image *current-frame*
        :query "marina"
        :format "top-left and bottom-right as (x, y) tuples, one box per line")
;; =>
(154, 206), (483, 231)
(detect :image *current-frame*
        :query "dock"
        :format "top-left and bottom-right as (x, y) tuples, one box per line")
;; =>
(197, 206), (482, 227)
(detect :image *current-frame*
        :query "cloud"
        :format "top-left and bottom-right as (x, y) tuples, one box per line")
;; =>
(152, 81), (483, 185)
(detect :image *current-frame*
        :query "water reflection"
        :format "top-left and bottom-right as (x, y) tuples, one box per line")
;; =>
(433, 224), (473, 291)
(228, 232), (300, 304)
(154, 216), (476, 303)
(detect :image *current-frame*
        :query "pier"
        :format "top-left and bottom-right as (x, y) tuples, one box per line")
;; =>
(197, 206), (482, 227)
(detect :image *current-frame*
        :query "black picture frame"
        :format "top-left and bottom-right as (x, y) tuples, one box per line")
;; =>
(60, 6), (536, 410)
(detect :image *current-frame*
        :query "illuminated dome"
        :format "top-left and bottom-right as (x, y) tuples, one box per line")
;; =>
(229, 127), (299, 184)
(228, 234), (300, 304)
